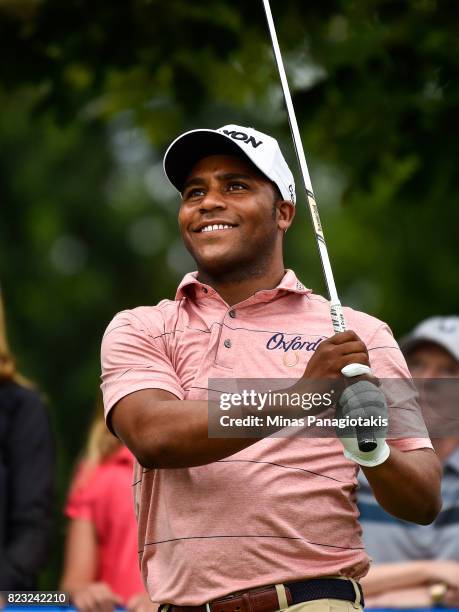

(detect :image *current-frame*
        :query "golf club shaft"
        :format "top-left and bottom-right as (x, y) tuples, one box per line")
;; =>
(262, 0), (376, 452)
(261, 0), (341, 321)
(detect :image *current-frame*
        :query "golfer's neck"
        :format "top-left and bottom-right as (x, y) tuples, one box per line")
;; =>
(198, 262), (286, 307)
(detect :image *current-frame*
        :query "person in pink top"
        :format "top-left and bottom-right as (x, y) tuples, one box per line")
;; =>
(61, 405), (156, 612)
(100, 124), (441, 612)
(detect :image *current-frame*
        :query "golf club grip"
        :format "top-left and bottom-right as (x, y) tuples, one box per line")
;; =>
(345, 369), (378, 453)
(333, 306), (378, 453)
(342, 364), (378, 453)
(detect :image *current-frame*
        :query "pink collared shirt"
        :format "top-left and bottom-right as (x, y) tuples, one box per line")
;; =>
(101, 269), (431, 605)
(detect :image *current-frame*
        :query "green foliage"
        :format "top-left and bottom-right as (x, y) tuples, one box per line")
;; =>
(0, 0), (458, 587)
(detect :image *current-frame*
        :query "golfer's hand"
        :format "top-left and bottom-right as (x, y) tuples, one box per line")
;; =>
(299, 330), (373, 400)
(303, 331), (370, 380)
(302, 331), (390, 466)
(70, 582), (122, 612)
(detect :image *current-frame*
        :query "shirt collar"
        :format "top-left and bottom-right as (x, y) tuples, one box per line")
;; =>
(175, 269), (311, 302)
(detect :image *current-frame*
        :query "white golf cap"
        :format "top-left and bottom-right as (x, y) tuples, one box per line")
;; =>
(163, 124), (296, 205)
(399, 316), (459, 362)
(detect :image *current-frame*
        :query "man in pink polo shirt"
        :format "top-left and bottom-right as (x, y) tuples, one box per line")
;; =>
(101, 125), (441, 612)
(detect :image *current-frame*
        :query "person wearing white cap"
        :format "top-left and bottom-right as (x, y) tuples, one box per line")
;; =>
(100, 125), (441, 612)
(359, 316), (459, 608)
(399, 316), (459, 369)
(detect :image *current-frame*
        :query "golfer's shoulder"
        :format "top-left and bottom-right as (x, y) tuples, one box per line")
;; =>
(102, 298), (181, 341)
(342, 305), (397, 347)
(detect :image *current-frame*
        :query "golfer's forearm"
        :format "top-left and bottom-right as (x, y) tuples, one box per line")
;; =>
(123, 399), (259, 469)
(362, 447), (441, 524)
(116, 385), (312, 469)
(361, 561), (434, 596)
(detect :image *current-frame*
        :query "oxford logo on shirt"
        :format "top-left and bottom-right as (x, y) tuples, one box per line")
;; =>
(266, 333), (324, 353)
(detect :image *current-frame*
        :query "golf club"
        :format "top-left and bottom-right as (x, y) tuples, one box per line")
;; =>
(261, 0), (377, 452)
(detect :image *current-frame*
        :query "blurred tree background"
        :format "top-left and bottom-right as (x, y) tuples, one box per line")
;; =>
(0, 0), (458, 587)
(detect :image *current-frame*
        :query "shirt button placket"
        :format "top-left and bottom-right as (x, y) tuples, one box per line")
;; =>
(215, 308), (238, 368)
(225, 309), (236, 350)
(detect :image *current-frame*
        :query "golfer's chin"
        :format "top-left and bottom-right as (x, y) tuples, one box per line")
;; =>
(190, 245), (247, 278)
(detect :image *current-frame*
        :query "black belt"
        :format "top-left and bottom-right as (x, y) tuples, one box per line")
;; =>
(166, 578), (364, 612)
(288, 578), (363, 606)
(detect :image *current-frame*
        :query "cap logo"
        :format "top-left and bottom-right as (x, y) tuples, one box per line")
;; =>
(222, 129), (263, 149)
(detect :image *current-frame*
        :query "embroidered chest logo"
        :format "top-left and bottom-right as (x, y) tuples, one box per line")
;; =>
(266, 333), (325, 353)
(266, 333), (325, 368)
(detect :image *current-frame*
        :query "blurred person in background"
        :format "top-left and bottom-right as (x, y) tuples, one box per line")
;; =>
(60, 399), (156, 612)
(0, 288), (55, 589)
(358, 316), (459, 607)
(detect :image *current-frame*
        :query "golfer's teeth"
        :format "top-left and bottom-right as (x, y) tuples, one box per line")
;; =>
(201, 224), (233, 232)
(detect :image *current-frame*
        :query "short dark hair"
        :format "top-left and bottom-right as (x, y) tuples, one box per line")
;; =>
(272, 184), (283, 202)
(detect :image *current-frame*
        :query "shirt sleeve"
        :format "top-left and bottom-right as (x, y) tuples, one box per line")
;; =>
(366, 322), (433, 452)
(366, 322), (410, 378)
(100, 307), (185, 426)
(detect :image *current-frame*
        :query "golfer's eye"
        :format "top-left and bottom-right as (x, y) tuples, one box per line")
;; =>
(227, 182), (248, 191)
(183, 188), (206, 200)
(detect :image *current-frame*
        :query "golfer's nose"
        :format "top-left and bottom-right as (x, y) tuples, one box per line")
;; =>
(199, 188), (227, 213)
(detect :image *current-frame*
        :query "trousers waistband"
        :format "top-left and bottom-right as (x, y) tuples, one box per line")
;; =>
(166, 578), (364, 612)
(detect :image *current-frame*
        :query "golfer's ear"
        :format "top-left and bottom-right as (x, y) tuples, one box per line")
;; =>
(277, 200), (295, 232)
